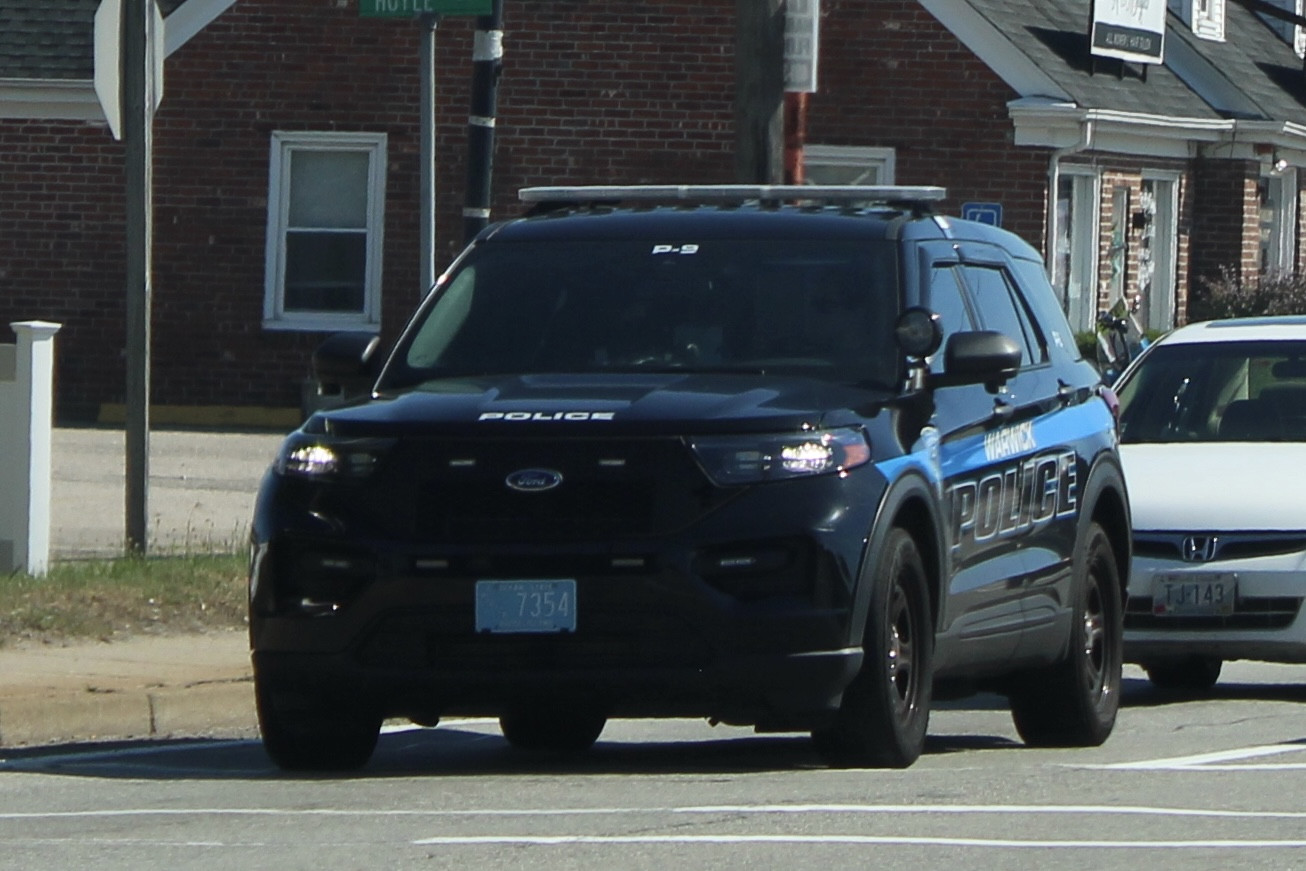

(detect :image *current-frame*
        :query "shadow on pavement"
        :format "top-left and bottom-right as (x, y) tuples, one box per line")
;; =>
(0, 722), (1022, 782)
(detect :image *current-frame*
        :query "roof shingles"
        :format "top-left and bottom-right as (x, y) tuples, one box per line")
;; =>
(0, 0), (189, 80)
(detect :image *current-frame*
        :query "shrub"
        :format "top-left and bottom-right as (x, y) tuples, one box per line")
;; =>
(1192, 267), (1306, 321)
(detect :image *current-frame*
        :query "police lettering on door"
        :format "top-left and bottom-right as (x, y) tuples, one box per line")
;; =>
(949, 421), (1079, 553)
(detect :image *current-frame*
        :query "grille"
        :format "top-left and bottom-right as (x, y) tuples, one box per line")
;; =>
(356, 609), (710, 670)
(350, 436), (726, 544)
(1124, 594), (1303, 631)
(1133, 532), (1306, 563)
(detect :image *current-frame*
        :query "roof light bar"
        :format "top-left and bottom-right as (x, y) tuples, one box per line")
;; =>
(518, 184), (947, 206)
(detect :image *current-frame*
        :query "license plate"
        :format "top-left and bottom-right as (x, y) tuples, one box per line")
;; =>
(1151, 573), (1236, 616)
(475, 579), (577, 633)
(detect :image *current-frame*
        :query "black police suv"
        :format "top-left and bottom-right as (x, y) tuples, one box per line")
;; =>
(249, 185), (1131, 770)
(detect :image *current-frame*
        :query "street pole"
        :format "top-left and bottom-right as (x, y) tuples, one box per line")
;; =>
(462, 0), (504, 244)
(420, 13), (439, 295)
(123, 0), (153, 554)
(734, 0), (785, 184)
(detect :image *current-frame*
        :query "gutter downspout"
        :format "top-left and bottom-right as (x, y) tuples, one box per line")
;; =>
(1045, 117), (1095, 287)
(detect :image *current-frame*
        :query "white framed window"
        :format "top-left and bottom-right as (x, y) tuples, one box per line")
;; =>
(1050, 168), (1100, 333)
(1257, 0), (1306, 56)
(1259, 167), (1299, 276)
(1139, 172), (1180, 332)
(1167, 0), (1226, 41)
(802, 145), (896, 185)
(264, 131), (387, 332)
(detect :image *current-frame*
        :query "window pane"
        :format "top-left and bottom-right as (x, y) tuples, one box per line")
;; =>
(803, 163), (881, 185)
(962, 265), (1039, 365)
(284, 230), (367, 312)
(1117, 340), (1306, 443)
(927, 265), (974, 374)
(388, 239), (902, 389)
(289, 150), (369, 229)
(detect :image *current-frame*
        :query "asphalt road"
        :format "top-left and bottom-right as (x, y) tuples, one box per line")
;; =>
(2, 660), (1305, 871)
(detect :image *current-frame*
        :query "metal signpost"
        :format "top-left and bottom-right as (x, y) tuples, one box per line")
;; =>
(94, 0), (164, 553)
(360, 0), (496, 285)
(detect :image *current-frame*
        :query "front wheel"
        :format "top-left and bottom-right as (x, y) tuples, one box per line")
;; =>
(499, 705), (607, 753)
(1144, 656), (1222, 692)
(255, 675), (381, 772)
(813, 527), (934, 769)
(1010, 521), (1122, 747)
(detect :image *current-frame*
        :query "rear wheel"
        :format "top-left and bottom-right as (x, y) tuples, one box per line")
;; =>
(1010, 521), (1122, 747)
(1144, 656), (1222, 692)
(499, 705), (607, 753)
(813, 527), (934, 769)
(255, 675), (381, 772)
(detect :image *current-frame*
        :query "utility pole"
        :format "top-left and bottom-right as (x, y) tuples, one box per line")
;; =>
(463, 0), (504, 244)
(734, 0), (785, 184)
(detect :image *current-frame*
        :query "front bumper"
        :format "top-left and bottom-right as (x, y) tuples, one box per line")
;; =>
(249, 466), (885, 730)
(1123, 540), (1306, 664)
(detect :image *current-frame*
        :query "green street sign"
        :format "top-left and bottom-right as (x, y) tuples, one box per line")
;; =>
(359, 0), (491, 17)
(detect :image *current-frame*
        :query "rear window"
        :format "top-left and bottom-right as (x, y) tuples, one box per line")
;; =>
(383, 238), (902, 389)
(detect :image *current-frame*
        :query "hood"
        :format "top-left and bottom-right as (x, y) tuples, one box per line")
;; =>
(1120, 442), (1306, 532)
(312, 372), (892, 437)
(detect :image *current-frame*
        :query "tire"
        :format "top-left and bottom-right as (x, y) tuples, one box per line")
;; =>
(1010, 521), (1122, 747)
(1144, 656), (1222, 692)
(812, 527), (934, 769)
(499, 706), (607, 753)
(255, 675), (381, 772)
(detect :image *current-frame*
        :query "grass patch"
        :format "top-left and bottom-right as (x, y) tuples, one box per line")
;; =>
(0, 552), (248, 647)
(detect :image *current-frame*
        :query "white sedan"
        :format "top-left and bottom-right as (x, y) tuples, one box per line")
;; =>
(1113, 316), (1306, 690)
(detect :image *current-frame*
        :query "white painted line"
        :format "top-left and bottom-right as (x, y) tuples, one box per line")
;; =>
(1080, 742), (1306, 771)
(413, 834), (1306, 849)
(2, 804), (1306, 821)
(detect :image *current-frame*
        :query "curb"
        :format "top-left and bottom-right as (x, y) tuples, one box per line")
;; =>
(0, 679), (257, 748)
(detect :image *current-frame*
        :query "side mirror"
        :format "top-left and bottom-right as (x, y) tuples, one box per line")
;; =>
(309, 332), (383, 411)
(930, 330), (1021, 391)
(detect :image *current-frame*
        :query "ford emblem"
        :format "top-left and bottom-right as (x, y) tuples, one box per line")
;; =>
(505, 468), (564, 492)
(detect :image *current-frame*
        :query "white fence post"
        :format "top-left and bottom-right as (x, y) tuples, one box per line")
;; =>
(0, 321), (62, 576)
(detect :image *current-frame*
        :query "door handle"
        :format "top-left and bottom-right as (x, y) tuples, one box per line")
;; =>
(1057, 379), (1076, 406)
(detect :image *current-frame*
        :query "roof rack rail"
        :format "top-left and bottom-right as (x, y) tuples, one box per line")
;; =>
(519, 184), (947, 211)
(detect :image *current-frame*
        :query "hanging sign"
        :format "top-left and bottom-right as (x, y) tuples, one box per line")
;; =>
(1090, 0), (1166, 64)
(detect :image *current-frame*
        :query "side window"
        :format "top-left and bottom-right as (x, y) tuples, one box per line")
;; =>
(960, 264), (1046, 367)
(263, 131), (387, 331)
(927, 265), (976, 374)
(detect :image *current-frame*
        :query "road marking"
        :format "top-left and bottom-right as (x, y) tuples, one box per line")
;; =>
(412, 834), (1306, 849)
(3, 804), (1306, 821)
(1078, 742), (1306, 771)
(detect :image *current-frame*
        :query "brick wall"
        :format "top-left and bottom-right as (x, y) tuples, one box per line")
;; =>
(0, 0), (1293, 417)
(1, 0), (742, 417)
(1190, 157), (1260, 291)
(808, 0), (1048, 244)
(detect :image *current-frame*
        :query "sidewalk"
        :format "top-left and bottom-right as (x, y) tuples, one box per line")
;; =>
(0, 630), (255, 747)
(0, 427), (282, 749)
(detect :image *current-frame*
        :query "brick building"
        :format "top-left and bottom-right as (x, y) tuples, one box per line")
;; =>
(2, 0), (1305, 422)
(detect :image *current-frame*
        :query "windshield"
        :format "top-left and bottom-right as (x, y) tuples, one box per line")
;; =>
(1115, 340), (1306, 443)
(381, 238), (901, 390)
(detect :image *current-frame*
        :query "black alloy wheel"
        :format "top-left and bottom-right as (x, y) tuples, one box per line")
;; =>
(813, 527), (934, 769)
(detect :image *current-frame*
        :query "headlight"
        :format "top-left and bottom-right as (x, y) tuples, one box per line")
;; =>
(275, 435), (393, 480)
(690, 427), (871, 485)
